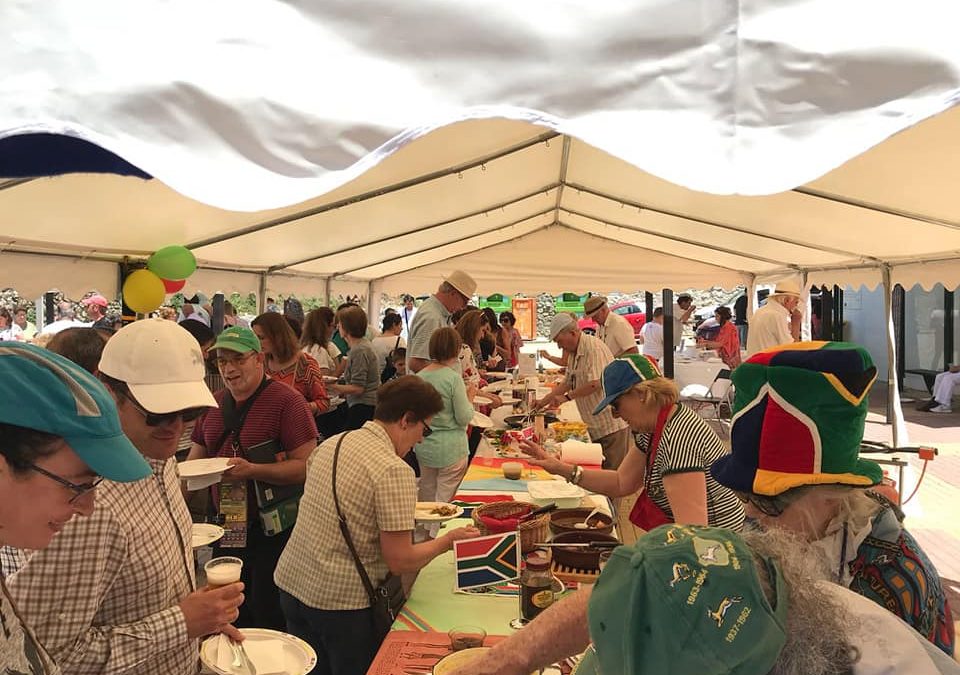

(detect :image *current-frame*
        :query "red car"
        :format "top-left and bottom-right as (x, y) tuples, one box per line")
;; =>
(577, 301), (647, 336)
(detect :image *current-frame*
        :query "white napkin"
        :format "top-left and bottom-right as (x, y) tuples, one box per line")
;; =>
(559, 440), (603, 465)
(214, 634), (295, 675)
(186, 474), (222, 492)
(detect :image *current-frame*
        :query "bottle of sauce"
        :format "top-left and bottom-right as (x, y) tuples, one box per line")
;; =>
(520, 551), (555, 621)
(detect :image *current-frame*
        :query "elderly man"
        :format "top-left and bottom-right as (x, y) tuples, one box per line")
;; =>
(406, 270), (476, 373)
(186, 326), (317, 630)
(9, 318), (244, 675)
(40, 301), (84, 335)
(536, 314), (630, 469)
(82, 294), (114, 332)
(448, 525), (959, 675)
(745, 281), (802, 355)
(583, 295), (638, 357)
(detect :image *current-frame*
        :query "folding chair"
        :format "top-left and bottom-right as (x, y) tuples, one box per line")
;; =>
(682, 369), (733, 436)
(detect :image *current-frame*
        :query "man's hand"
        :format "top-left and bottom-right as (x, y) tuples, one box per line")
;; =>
(180, 583), (245, 638)
(518, 439), (566, 476)
(442, 526), (482, 549)
(225, 458), (259, 480)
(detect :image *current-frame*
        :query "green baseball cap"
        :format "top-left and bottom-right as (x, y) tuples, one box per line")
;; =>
(0, 342), (151, 482)
(589, 524), (788, 675)
(211, 326), (261, 354)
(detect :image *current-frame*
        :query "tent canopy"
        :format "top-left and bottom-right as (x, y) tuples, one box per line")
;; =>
(2, 0), (960, 299)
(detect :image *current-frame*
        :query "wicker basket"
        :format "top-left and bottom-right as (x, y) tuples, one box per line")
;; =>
(472, 501), (550, 553)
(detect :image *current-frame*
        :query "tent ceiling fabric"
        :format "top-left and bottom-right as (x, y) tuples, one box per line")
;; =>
(1, 0), (960, 296)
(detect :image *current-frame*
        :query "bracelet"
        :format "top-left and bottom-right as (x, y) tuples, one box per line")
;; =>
(567, 464), (584, 485)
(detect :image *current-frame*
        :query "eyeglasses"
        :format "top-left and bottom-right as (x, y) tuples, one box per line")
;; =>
(119, 390), (208, 427)
(736, 492), (788, 517)
(420, 421), (433, 438)
(215, 352), (257, 369)
(28, 463), (103, 504)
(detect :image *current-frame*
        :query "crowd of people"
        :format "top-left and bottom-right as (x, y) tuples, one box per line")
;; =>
(1, 273), (957, 675)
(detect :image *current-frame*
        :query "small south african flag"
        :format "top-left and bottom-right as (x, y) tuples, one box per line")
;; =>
(454, 532), (521, 590)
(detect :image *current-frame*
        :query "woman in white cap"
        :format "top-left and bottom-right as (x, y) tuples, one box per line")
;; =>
(0, 343), (151, 675)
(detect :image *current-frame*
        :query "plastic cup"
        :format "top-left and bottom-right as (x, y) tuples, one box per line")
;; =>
(502, 461), (523, 480)
(449, 625), (487, 651)
(204, 556), (243, 589)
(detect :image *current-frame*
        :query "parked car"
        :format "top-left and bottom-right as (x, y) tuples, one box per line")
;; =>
(578, 301), (647, 336)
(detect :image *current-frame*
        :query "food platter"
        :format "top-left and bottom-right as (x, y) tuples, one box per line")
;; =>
(414, 502), (465, 522)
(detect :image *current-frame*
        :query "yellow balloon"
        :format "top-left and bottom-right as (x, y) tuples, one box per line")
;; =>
(123, 269), (165, 314)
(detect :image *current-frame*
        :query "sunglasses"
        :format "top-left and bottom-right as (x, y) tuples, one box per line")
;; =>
(119, 390), (208, 427)
(736, 491), (788, 517)
(420, 420), (433, 438)
(28, 463), (103, 504)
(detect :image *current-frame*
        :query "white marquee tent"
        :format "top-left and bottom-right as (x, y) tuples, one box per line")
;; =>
(4, 0), (960, 443)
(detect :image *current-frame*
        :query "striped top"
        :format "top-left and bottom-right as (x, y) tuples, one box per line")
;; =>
(566, 333), (629, 440)
(636, 404), (744, 531)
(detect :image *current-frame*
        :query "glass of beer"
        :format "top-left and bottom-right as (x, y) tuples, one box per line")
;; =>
(204, 556), (243, 589)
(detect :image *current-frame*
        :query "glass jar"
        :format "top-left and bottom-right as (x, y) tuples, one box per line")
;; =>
(520, 551), (555, 621)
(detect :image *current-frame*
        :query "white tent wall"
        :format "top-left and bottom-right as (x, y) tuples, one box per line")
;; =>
(0, 251), (118, 299)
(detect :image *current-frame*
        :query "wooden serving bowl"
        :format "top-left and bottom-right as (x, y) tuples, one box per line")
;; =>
(550, 531), (619, 570)
(549, 508), (614, 536)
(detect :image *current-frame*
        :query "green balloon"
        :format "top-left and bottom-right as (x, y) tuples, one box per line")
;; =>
(147, 245), (197, 280)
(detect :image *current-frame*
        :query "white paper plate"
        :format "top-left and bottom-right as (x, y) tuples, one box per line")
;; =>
(483, 371), (510, 380)
(470, 411), (494, 429)
(191, 523), (225, 548)
(413, 502), (465, 522)
(178, 457), (233, 479)
(200, 628), (317, 675)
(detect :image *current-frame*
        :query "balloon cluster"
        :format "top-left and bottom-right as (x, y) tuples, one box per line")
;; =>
(122, 245), (197, 314)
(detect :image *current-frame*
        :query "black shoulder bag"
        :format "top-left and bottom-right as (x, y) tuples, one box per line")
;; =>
(380, 335), (402, 382)
(331, 431), (406, 639)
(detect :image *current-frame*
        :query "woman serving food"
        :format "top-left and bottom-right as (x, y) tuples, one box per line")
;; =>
(521, 354), (743, 531)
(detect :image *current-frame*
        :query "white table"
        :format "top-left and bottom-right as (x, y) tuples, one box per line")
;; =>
(673, 359), (726, 395)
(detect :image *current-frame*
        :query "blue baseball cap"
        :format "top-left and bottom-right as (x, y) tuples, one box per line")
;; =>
(0, 342), (151, 482)
(593, 354), (663, 415)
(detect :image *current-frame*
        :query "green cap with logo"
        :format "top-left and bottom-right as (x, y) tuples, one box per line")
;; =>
(588, 524), (788, 675)
(211, 326), (261, 354)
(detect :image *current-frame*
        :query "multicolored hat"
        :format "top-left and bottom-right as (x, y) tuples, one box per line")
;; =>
(589, 524), (788, 675)
(593, 354), (662, 415)
(711, 341), (881, 497)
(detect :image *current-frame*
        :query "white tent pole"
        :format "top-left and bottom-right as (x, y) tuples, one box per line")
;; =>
(324, 277), (332, 307)
(746, 274), (757, 319)
(881, 264), (906, 447)
(800, 270), (809, 341)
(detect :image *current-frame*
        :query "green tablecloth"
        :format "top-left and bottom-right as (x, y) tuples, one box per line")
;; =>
(392, 518), (522, 634)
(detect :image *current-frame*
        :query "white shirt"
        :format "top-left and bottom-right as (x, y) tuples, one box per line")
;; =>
(399, 306), (417, 340)
(671, 303), (689, 347)
(371, 334), (406, 372)
(745, 300), (794, 356)
(304, 342), (341, 372)
(39, 319), (84, 335)
(597, 311), (636, 356)
(639, 321), (664, 360)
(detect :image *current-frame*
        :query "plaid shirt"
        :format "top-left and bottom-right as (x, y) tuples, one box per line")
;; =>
(0, 546), (28, 577)
(566, 333), (628, 440)
(8, 458), (197, 675)
(274, 422), (416, 610)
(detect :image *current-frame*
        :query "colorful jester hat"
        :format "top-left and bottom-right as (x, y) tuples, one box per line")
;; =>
(711, 341), (882, 497)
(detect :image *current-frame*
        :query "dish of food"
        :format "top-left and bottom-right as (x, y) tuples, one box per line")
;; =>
(414, 502), (465, 522)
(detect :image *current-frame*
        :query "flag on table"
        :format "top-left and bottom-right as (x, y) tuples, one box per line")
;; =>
(454, 532), (521, 590)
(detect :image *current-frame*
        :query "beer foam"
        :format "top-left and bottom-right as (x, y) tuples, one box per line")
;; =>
(206, 562), (241, 586)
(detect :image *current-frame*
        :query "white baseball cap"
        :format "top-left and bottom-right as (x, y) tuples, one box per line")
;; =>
(98, 318), (217, 413)
(549, 313), (576, 340)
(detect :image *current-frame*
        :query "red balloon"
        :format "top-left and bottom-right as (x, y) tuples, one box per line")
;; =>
(162, 278), (186, 293)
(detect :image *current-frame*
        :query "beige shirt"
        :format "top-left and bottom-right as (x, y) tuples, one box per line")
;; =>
(597, 311), (636, 356)
(9, 458), (196, 675)
(745, 299), (794, 356)
(0, 577), (59, 675)
(274, 422), (417, 610)
(566, 334), (629, 440)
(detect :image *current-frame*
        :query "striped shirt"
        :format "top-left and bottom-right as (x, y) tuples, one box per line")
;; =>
(566, 334), (628, 440)
(274, 422), (417, 610)
(8, 458), (198, 675)
(636, 404), (744, 531)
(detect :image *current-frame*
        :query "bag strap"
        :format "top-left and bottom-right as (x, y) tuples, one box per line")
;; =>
(643, 404), (675, 491)
(331, 431), (378, 604)
(214, 377), (272, 455)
